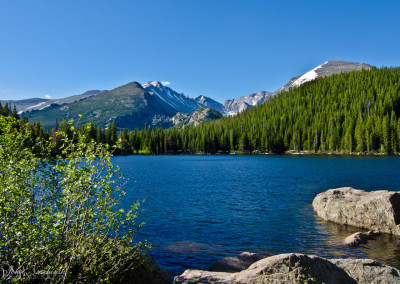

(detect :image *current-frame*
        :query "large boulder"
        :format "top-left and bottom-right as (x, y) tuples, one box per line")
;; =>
(174, 253), (400, 284)
(209, 252), (274, 272)
(312, 187), (400, 235)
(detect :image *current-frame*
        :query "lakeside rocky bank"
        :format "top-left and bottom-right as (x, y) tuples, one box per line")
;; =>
(166, 187), (400, 283)
(173, 253), (400, 283)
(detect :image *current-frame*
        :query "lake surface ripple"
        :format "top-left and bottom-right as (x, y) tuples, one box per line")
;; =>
(113, 155), (400, 276)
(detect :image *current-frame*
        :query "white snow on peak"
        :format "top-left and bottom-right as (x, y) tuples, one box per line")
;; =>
(143, 81), (163, 89)
(292, 64), (324, 87)
(197, 95), (206, 103)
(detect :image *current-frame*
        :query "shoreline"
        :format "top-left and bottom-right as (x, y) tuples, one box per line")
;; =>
(114, 150), (400, 157)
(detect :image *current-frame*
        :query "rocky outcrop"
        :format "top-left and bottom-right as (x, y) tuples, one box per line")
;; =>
(174, 253), (400, 283)
(223, 91), (272, 115)
(172, 108), (223, 128)
(209, 252), (274, 273)
(331, 258), (400, 284)
(312, 187), (400, 235)
(344, 231), (379, 247)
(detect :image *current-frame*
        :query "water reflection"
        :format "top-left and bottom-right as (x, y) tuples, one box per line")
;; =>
(166, 241), (221, 254)
(315, 216), (400, 269)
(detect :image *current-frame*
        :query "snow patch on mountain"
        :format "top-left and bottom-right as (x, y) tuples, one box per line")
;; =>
(19, 101), (47, 113)
(291, 62), (327, 87)
(143, 81), (226, 115)
(275, 61), (373, 95)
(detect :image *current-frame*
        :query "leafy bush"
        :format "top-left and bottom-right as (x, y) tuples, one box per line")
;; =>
(0, 116), (147, 283)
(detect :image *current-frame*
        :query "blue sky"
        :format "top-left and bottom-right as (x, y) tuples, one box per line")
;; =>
(0, 1), (399, 102)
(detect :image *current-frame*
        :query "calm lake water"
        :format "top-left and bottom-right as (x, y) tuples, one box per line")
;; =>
(112, 155), (400, 276)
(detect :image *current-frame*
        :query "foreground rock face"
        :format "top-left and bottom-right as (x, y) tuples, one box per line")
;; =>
(312, 187), (400, 235)
(331, 258), (400, 284)
(209, 252), (274, 273)
(174, 253), (400, 284)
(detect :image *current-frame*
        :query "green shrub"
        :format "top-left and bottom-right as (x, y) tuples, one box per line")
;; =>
(0, 116), (147, 283)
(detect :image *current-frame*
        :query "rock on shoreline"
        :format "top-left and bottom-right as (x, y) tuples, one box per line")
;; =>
(174, 253), (400, 283)
(312, 187), (400, 235)
(209, 252), (274, 273)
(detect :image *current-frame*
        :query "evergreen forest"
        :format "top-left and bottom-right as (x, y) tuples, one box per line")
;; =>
(2, 67), (400, 155)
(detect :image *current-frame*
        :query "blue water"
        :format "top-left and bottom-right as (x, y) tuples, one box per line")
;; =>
(112, 155), (400, 276)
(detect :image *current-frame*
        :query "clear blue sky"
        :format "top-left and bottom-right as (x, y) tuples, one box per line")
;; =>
(1, 1), (399, 102)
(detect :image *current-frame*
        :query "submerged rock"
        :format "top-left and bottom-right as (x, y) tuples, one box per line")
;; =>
(312, 187), (400, 235)
(174, 253), (400, 284)
(209, 252), (274, 272)
(344, 231), (379, 247)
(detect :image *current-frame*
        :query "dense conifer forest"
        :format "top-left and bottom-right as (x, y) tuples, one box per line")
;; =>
(2, 67), (400, 155)
(110, 67), (400, 155)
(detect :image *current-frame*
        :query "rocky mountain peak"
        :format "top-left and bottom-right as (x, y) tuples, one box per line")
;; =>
(108, 81), (145, 96)
(275, 60), (373, 94)
(223, 90), (272, 116)
(143, 81), (163, 89)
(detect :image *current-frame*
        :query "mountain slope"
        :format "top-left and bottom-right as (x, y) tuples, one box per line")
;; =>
(223, 91), (273, 115)
(195, 95), (226, 114)
(25, 82), (174, 129)
(143, 81), (226, 114)
(143, 81), (203, 114)
(275, 60), (373, 94)
(1, 90), (104, 113)
(24, 82), (225, 130)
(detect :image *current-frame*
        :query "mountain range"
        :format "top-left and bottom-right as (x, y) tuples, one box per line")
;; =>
(1, 60), (373, 130)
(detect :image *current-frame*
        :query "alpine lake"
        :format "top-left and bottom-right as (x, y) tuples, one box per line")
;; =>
(113, 155), (400, 276)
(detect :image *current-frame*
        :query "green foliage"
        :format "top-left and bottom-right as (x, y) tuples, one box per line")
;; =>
(0, 116), (147, 283)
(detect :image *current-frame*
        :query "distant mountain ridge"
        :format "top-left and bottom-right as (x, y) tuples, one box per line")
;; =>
(1, 90), (104, 114)
(23, 81), (226, 130)
(0, 98), (49, 113)
(3, 60), (374, 130)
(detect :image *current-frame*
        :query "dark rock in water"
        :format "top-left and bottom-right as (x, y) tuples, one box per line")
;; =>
(312, 187), (400, 235)
(209, 252), (274, 272)
(344, 231), (379, 247)
(174, 253), (400, 284)
(119, 253), (172, 284)
(166, 241), (218, 254)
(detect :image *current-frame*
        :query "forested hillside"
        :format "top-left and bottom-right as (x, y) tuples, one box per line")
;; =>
(4, 67), (400, 155)
(119, 67), (400, 154)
